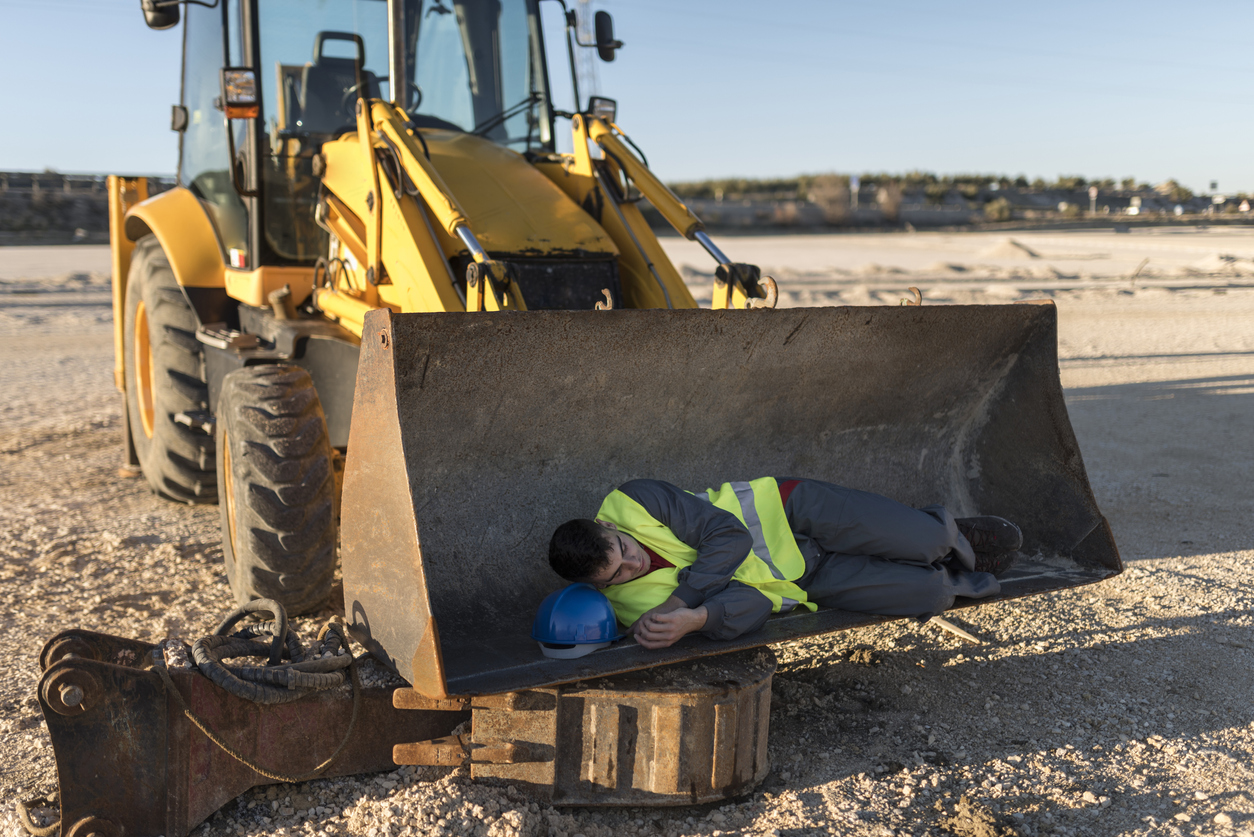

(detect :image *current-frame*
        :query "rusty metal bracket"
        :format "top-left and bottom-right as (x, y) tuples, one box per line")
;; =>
(471, 690), (557, 711)
(393, 733), (548, 767)
(391, 689), (560, 768)
(392, 691), (470, 711)
(37, 630), (469, 837)
(393, 734), (472, 767)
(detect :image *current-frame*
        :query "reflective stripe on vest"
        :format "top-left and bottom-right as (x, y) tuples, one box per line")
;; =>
(697, 480), (784, 580)
(596, 478), (815, 625)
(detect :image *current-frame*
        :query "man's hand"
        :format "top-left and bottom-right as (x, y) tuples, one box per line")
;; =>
(634, 595), (685, 624)
(632, 605), (708, 649)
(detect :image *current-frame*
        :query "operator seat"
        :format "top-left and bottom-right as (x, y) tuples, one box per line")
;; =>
(299, 31), (381, 134)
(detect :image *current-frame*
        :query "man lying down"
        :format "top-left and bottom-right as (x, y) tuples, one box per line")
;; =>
(547, 477), (1021, 650)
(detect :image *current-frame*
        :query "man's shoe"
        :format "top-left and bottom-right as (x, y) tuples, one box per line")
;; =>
(956, 516), (1023, 554)
(972, 550), (1017, 577)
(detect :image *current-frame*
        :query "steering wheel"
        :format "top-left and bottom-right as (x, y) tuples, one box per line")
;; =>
(340, 79), (424, 117)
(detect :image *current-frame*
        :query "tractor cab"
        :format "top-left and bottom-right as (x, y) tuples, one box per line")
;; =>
(163, 0), (606, 271)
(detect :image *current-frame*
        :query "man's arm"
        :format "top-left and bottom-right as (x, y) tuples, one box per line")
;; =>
(699, 582), (774, 640)
(633, 582), (773, 648)
(618, 479), (753, 607)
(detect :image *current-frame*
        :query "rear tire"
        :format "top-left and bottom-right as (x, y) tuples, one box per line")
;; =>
(217, 364), (336, 615)
(123, 235), (217, 503)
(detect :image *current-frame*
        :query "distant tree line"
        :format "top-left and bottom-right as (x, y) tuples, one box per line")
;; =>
(653, 171), (1249, 228)
(666, 173), (1207, 204)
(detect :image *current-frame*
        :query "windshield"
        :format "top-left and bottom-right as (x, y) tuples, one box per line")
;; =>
(254, 0), (553, 261)
(412, 0), (550, 146)
(257, 0), (551, 145)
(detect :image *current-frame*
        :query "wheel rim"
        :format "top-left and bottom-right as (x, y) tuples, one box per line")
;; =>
(222, 425), (238, 565)
(134, 299), (156, 439)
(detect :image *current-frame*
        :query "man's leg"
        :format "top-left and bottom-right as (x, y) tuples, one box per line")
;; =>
(799, 552), (999, 618)
(784, 478), (977, 570)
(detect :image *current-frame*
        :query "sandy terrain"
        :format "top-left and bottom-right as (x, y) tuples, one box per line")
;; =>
(2, 230), (1252, 837)
(663, 227), (1254, 307)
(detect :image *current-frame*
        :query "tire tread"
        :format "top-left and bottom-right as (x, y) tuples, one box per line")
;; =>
(218, 364), (336, 615)
(123, 235), (216, 504)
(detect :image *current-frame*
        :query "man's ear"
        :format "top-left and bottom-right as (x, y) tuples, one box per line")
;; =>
(596, 519), (618, 531)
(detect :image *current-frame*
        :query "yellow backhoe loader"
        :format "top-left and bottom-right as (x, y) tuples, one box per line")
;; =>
(110, 0), (778, 617)
(37, 0), (1120, 830)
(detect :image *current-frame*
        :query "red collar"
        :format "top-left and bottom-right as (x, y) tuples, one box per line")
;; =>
(640, 544), (674, 575)
(632, 478), (799, 577)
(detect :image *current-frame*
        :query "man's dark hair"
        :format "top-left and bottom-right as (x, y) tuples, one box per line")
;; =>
(549, 519), (612, 582)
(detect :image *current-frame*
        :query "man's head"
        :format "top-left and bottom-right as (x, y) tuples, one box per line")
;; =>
(548, 519), (652, 587)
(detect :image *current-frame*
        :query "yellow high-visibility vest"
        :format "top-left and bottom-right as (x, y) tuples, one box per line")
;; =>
(596, 477), (816, 625)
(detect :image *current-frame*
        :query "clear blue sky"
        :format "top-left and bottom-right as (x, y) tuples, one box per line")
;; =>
(2, 0), (1252, 192)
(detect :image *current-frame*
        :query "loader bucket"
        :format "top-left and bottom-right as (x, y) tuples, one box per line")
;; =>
(342, 304), (1120, 698)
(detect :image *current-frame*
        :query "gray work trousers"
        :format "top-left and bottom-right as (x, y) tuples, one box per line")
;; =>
(785, 479), (1000, 618)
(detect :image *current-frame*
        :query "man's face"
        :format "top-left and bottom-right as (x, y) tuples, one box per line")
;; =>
(585, 521), (650, 587)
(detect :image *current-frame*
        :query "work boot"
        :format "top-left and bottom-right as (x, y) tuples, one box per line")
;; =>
(956, 516), (1023, 555)
(972, 549), (1017, 577)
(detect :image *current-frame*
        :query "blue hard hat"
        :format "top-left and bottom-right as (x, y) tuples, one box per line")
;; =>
(532, 583), (624, 659)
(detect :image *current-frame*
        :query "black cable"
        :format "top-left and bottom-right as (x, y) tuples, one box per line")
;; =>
(408, 124), (432, 160)
(313, 257), (329, 290)
(187, 599), (353, 704)
(599, 150), (641, 203)
(212, 598), (288, 665)
(614, 128), (649, 169)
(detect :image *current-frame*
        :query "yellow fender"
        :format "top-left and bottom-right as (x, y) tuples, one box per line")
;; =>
(122, 184), (316, 310)
(108, 176), (149, 393)
(111, 185), (226, 396)
(123, 186), (227, 289)
(110, 181), (225, 394)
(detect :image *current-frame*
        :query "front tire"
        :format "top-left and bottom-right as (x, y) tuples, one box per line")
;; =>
(123, 235), (216, 503)
(217, 364), (337, 615)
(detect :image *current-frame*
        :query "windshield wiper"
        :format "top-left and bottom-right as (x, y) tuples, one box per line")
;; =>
(471, 92), (542, 137)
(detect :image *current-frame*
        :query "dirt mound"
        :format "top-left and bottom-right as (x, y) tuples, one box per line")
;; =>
(855, 262), (908, 275)
(927, 262), (970, 273)
(978, 238), (1040, 259)
(1192, 253), (1248, 274)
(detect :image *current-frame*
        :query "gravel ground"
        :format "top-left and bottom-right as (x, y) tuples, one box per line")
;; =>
(2, 233), (1253, 837)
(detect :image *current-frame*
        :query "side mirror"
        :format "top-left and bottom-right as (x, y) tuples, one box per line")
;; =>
(140, 0), (180, 30)
(594, 11), (622, 62)
(220, 68), (260, 198)
(220, 68), (259, 119)
(587, 96), (617, 123)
